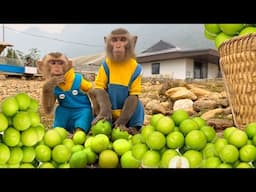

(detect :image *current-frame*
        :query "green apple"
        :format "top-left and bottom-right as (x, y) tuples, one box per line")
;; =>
(204, 24), (221, 34)
(219, 24), (245, 36)
(120, 151), (140, 168)
(215, 32), (233, 48)
(239, 27), (256, 36)
(204, 29), (217, 40)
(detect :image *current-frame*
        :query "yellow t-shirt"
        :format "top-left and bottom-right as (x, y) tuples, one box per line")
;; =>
(95, 57), (142, 95)
(58, 68), (92, 92)
(95, 57), (142, 119)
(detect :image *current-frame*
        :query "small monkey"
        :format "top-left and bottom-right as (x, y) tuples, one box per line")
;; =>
(91, 28), (145, 135)
(37, 52), (93, 134)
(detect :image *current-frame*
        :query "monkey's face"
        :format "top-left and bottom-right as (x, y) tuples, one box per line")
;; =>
(110, 35), (129, 62)
(45, 55), (70, 76)
(48, 60), (66, 76)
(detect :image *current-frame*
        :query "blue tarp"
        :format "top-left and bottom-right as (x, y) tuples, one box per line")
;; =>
(0, 64), (25, 73)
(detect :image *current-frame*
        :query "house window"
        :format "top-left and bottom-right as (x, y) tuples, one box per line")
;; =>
(152, 63), (160, 74)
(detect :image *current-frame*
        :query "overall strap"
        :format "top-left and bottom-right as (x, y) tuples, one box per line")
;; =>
(71, 73), (82, 90)
(128, 64), (142, 88)
(102, 60), (109, 84)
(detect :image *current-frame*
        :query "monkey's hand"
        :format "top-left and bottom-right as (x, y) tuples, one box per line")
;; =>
(42, 75), (64, 115)
(92, 113), (112, 125)
(113, 95), (138, 128)
(43, 75), (65, 91)
(113, 122), (139, 135)
(114, 123), (129, 131)
(113, 117), (129, 129)
(90, 88), (112, 125)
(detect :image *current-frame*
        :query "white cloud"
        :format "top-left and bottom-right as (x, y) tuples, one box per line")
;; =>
(4, 24), (66, 34)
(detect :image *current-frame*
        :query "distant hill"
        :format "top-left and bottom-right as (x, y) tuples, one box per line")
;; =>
(72, 52), (105, 73)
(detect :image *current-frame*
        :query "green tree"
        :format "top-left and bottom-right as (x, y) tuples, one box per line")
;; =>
(15, 50), (25, 60)
(24, 48), (41, 66)
(25, 48), (40, 61)
(6, 48), (18, 59)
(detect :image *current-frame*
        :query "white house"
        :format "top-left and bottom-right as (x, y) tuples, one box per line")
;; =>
(136, 40), (220, 80)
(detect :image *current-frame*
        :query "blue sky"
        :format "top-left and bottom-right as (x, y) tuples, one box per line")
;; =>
(0, 24), (215, 58)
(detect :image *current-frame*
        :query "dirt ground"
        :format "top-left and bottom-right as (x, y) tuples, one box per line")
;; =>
(0, 76), (226, 130)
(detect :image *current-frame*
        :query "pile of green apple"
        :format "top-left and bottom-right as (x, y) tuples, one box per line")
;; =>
(83, 110), (256, 168)
(204, 24), (256, 48)
(2, 92), (256, 168)
(0, 92), (134, 168)
(0, 92), (45, 167)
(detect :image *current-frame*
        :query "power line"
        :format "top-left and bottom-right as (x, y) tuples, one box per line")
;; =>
(3, 26), (104, 48)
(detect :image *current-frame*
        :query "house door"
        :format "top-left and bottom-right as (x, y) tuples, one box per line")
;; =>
(194, 61), (207, 79)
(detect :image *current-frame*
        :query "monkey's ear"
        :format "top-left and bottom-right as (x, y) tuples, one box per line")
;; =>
(104, 36), (107, 44)
(133, 36), (138, 47)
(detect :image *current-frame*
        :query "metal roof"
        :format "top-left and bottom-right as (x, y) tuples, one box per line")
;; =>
(137, 48), (219, 64)
(141, 40), (177, 53)
(0, 41), (13, 54)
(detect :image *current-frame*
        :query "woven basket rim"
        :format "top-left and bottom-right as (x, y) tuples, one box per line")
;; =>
(218, 32), (256, 50)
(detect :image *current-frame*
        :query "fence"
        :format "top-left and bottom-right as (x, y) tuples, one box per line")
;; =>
(0, 56), (24, 66)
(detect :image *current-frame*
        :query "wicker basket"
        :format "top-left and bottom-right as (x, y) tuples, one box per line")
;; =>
(219, 33), (256, 130)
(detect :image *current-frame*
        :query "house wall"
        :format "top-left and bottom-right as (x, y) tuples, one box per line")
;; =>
(141, 59), (187, 79)
(208, 62), (219, 79)
(185, 59), (194, 79)
(187, 60), (219, 79)
(140, 62), (152, 77)
(140, 58), (219, 80)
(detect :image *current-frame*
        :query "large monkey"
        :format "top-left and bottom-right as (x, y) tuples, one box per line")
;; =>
(37, 52), (93, 134)
(91, 28), (145, 135)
